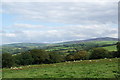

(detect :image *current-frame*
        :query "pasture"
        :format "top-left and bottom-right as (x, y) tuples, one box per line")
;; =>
(2, 58), (119, 78)
(102, 45), (117, 51)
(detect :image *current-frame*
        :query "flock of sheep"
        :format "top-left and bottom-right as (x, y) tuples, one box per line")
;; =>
(10, 58), (113, 70)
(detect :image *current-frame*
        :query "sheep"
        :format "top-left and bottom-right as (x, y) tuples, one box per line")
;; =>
(109, 59), (112, 61)
(89, 60), (92, 62)
(10, 67), (23, 70)
(19, 67), (23, 70)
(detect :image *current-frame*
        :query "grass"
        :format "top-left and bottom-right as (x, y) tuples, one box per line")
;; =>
(2, 58), (119, 78)
(94, 41), (117, 44)
(102, 45), (117, 51)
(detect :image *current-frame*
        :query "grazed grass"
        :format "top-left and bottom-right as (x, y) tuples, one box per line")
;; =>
(102, 45), (117, 51)
(2, 58), (119, 78)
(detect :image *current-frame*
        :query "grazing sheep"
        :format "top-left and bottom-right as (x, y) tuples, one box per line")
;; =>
(109, 59), (112, 61)
(27, 65), (31, 68)
(89, 60), (92, 62)
(10, 67), (13, 69)
(10, 67), (23, 70)
(11, 67), (17, 70)
(19, 67), (23, 70)
(104, 58), (107, 59)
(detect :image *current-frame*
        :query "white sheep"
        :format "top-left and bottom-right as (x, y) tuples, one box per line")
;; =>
(11, 67), (23, 70)
(109, 59), (112, 61)
(89, 60), (92, 62)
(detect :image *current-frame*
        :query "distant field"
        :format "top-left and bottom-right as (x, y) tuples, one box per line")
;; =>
(102, 45), (117, 51)
(2, 58), (119, 78)
(45, 41), (117, 54)
(94, 41), (117, 44)
(1, 41), (117, 54)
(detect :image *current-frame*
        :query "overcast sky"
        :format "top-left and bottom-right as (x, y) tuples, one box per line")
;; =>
(0, 0), (119, 44)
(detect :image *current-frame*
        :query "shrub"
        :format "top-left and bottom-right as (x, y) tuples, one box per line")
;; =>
(116, 42), (120, 57)
(109, 51), (119, 58)
(29, 49), (49, 64)
(89, 48), (110, 59)
(74, 50), (88, 60)
(49, 51), (64, 63)
(2, 53), (15, 68)
(65, 54), (75, 61)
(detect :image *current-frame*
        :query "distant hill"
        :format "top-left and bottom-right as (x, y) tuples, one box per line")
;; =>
(1, 37), (118, 54)
(2, 37), (118, 47)
(2, 43), (49, 48)
(59, 37), (118, 44)
(1, 43), (51, 54)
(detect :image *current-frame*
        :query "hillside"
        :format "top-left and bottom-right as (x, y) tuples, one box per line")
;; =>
(1, 37), (118, 54)
(2, 58), (119, 78)
(59, 37), (118, 44)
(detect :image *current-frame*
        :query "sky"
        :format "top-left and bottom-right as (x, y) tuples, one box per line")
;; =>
(0, 0), (119, 44)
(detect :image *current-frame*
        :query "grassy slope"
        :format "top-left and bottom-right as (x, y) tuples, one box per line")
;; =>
(46, 41), (117, 50)
(2, 58), (119, 78)
(1, 41), (117, 54)
(102, 45), (117, 51)
(93, 41), (117, 44)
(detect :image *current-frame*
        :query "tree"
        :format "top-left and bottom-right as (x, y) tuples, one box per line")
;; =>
(89, 48), (109, 59)
(116, 42), (120, 57)
(49, 52), (64, 63)
(74, 50), (88, 60)
(2, 53), (14, 68)
(109, 51), (118, 58)
(16, 52), (33, 65)
(30, 49), (49, 64)
(65, 54), (75, 61)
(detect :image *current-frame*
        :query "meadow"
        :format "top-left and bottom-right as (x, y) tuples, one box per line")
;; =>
(2, 58), (119, 78)
(102, 45), (117, 51)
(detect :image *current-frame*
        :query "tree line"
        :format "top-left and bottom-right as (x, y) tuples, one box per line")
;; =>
(2, 42), (120, 68)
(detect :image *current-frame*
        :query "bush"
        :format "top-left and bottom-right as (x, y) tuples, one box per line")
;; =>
(66, 50), (88, 61)
(74, 50), (88, 60)
(89, 48), (110, 59)
(109, 51), (119, 58)
(49, 52), (64, 63)
(65, 54), (75, 61)
(116, 42), (120, 57)
(2, 53), (15, 68)
(29, 49), (49, 64)
(16, 52), (34, 65)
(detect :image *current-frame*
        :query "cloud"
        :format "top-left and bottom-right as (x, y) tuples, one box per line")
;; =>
(2, 2), (118, 25)
(13, 23), (45, 29)
(1, 0), (119, 2)
(1, 2), (118, 44)
(2, 24), (118, 44)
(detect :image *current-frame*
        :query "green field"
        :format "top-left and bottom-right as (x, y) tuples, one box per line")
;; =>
(45, 41), (117, 55)
(102, 45), (117, 51)
(2, 58), (119, 78)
